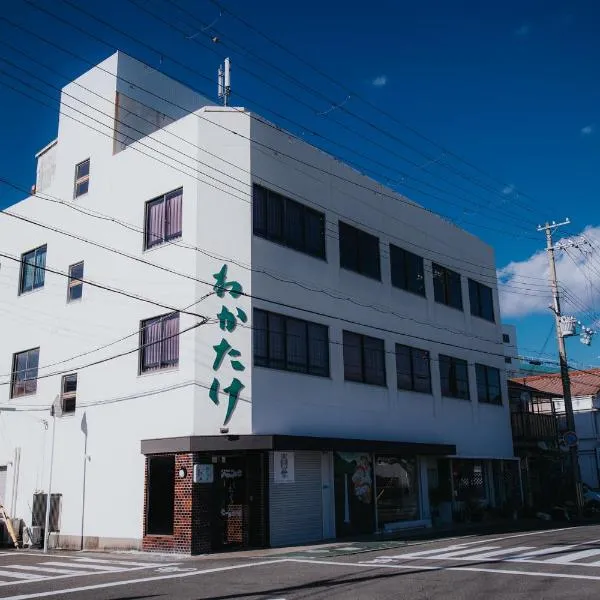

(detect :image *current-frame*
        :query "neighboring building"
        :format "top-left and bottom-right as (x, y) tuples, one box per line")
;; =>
(512, 370), (600, 488)
(0, 52), (516, 554)
(507, 380), (565, 509)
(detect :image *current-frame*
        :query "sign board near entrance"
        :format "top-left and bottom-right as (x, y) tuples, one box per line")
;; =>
(274, 451), (295, 483)
(193, 463), (214, 483)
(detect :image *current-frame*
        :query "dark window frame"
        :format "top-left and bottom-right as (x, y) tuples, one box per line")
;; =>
(253, 308), (330, 377)
(67, 261), (84, 303)
(60, 373), (77, 414)
(432, 263), (463, 311)
(19, 245), (47, 295)
(11, 347), (40, 399)
(139, 312), (180, 374)
(252, 184), (326, 260)
(343, 330), (387, 386)
(504, 356), (512, 364)
(439, 354), (470, 400)
(74, 158), (90, 198)
(390, 245), (426, 297)
(144, 187), (183, 250)
(502, 333), (510, 343)
(339, 221), (382, 280)
(468, 278), (495, 322)
(476, 363), (503, 405)
(395, 344), (432, 393)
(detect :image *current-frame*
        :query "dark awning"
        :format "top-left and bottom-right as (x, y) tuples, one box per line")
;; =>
(141, 434), (455, 456)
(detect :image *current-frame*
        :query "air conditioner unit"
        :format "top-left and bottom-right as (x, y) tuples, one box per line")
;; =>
(23, 526), (42, 548)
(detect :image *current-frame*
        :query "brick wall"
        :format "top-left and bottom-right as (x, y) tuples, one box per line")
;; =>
(142, 453), (193, 554)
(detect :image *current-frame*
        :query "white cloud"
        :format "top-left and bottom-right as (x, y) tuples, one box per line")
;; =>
(372, 75), (387, 87)
(498, 225), (600, 319)
(515, 24), (530, 36)
(581, 124), (594, 136)
(502, 184), (515, 195)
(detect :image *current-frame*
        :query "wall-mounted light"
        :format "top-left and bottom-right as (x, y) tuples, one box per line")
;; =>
(178, 468), (187, 479)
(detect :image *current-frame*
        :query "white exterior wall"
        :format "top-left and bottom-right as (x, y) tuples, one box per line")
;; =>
(249, 116), (514, 459)
(0, 53), (252, 547)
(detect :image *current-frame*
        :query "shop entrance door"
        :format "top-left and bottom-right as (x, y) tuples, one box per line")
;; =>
(212, 457), (247, 550)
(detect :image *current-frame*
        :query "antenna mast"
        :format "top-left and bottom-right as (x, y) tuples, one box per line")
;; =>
(218, 57), (231, 107)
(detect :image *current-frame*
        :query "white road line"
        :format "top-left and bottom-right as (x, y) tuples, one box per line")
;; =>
(0, 562), (181, 589)
(287, 557), (600, 582)
(41, 562), (123, 572)
(544, 548), (600, 564)
(72, 558), (162, 568)
(452, 527), (575, 547)
(1, 559), (285, 600)
(508, 546), (577, 560)
(0, 571), (44, 581)
(447, 546), (534, 560)
(407, 546), (501, 559)
(3, 566), (80, 576)
(388, 544), (473, 558)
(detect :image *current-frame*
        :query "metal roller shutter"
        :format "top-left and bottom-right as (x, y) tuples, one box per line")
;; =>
(269, 451), (323, 547)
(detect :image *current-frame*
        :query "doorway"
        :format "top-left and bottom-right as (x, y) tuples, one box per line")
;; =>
(212, 456), (247, 550)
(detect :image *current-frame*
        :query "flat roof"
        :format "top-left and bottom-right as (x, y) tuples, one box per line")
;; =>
(141, 434), (456, 456)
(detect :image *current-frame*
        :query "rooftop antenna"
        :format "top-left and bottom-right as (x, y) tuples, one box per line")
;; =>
(218, 57), (231, 107)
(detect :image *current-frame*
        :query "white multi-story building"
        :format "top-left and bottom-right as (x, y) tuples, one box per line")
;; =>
(0, 52), (516, 553)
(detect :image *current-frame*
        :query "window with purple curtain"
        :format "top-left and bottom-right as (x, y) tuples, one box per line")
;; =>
(140, 313), (179, 372)
(144, 188), (183, 249)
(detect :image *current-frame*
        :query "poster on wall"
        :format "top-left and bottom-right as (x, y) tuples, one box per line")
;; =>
(274, 451), (295, 483)
(193, 463), (214, 483)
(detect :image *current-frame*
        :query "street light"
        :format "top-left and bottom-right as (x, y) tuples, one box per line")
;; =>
(43, 396), (61, 554)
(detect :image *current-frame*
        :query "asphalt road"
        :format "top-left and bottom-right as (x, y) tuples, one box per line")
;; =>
(2, 524), (600, 599)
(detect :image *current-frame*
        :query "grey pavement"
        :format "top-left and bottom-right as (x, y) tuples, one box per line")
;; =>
(1, 524), (600, 599)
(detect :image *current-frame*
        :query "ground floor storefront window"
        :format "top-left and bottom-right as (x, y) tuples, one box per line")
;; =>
(375, 456), (420, 526)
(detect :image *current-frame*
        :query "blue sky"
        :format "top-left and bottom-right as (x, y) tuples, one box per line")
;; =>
(1, 0), (599, 368)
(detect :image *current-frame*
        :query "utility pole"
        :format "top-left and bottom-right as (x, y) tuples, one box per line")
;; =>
(538, 219), (584, 516)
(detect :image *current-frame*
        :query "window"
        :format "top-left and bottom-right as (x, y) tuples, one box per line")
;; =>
(439, 354), (469, 400)
(253, 309), (329, 376)
(139, 313), (179, 373)
(11, 348), (40, 398)
(504, 356), (512, 364)
(60, 374), (77, 414)
(144, 188), (183, 249)
(469, 279), (495, 322)
(252, 184), (326, 259)
(19, 245), (47, 294)
(74, 158), (90, 197)
(502, 333), (510, 344)
(339, 221), (381, 280)
(476, 364), (502, 405)
(343, 330), (386, 385)
(396, 344), (431, 393)
(67, 262), (84, 302)
(433, 263), (463, 310)
(146, 456), (174, 535)
(390, 245), (425, 296)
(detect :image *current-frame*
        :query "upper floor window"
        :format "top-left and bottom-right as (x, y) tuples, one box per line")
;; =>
(19, 245), (47, 294)
(343, 330), (386, 386)
(469, 279), (495, 322)
(253, 184), (326, 259)
(339, 222), (381, 280)
(504, 356), (512, 364)
(253, 309), (329, 377)
(396, 344), (431, 393)
(74, 158), (90, 198)
(390, 245), (425, 296)
(139, 312), (180, 373)
(439, 354), (469, 400)
(144, 188), (183, 250)
(67, 262), (84, 302)
(11, 347), (40, 398)
(60, 373), (77, 414)
(476, 364), (502, 405)
(433, 263), (463, 310)
(502, 333), (510, 344)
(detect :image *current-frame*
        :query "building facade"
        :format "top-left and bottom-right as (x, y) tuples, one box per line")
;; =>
(0, 53), (516, 553)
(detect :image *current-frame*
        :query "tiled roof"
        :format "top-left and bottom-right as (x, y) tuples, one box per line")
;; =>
(511, 369), (600, 398)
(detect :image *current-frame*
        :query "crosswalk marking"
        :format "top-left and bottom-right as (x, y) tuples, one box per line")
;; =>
(42, 562), (124, 572)
(509, 546), (577, 560)
(415, 546), (501, 559)
(5, 565), (80, 575)
(391, 544), (481, 558)
(72, 558), (162, 568)
(450, 546), (533, 560)
(544, 549), (600, 565)
(0, 570), (43, 580)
